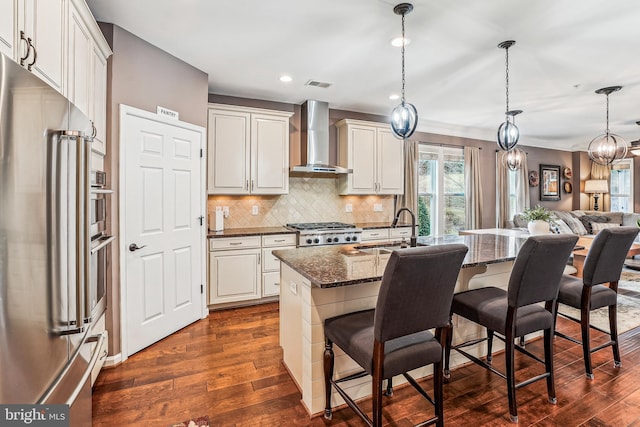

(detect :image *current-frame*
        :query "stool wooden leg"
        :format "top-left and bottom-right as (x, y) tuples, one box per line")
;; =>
(323, 340), (334, 420)
(609, 304), (621, 367)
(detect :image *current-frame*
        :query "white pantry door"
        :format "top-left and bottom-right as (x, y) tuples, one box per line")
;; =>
(121, 106), (206, 357)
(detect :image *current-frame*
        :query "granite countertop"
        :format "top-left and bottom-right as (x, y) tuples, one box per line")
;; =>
(272, 234), (527, 288)
(207, 226), (294, 238)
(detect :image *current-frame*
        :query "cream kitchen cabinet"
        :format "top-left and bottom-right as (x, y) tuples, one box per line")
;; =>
(68, 0), (111, 155)
(336, 119), (404, 195)
(11, 0), (66, 93)
(0, 0), (16, 58)
(360, 228), (391, 243)
(208, 104), (293, 195)
(261, 234), (296, 297)
(208, 233), (295, 306)
(209, 236), (262, 305)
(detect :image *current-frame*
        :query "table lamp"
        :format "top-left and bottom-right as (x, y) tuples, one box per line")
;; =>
(584, 179), (609, 211)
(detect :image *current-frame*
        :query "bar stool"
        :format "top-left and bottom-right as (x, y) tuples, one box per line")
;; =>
(444, 234), (578, 423)
(323, 244), (468, 427)
(555, 226), (639, 379)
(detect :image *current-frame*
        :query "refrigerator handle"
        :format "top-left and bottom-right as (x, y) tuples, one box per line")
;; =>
(72, 132), (87, 329)
(82, 136), (91, 324)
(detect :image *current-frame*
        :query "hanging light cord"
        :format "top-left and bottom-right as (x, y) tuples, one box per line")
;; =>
(605, 93), (610, 135)
(400, 11), (406, 104)
(504, 46), (510, 115)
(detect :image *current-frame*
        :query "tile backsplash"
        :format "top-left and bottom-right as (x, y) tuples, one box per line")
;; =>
(207, 177), (394, 229)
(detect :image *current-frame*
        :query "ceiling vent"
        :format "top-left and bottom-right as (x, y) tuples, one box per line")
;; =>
(305, 80), (332, 88)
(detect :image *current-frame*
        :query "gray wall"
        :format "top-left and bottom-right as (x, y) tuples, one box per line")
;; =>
(101, 23), (209, 356)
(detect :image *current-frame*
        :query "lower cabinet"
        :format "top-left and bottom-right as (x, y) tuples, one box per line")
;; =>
(209, 247), (261, 304)
(208, 233), (295, 306)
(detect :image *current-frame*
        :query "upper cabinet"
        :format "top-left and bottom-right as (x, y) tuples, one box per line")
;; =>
(336, 119), (404, 195)
(68, 0), (111, 155)
(0, 1), (16, 58)
(208, 104), (293, 195)
(1, 0), (67, 93)
(0, 0), (111, 155)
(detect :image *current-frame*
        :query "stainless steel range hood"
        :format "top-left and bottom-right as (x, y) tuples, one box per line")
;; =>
(291, 100), (351, 174)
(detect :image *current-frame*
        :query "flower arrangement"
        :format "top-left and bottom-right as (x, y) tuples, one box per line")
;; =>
(521, 205), (553, 222)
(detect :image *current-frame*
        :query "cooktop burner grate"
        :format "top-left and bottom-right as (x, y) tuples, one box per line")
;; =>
(286, 222), (356, 230)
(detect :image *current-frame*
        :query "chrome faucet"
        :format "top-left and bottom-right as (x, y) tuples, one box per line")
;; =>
(391, 207), (417, 247)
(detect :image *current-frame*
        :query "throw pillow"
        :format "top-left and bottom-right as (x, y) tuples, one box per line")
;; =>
(513, 213), (528, 228)
(579, 215), (609, 234)
(553, 211), (588, 235)
(552, 219), (573, 234)
(564, 216), (588, 235)
(591, 222), (621, 234)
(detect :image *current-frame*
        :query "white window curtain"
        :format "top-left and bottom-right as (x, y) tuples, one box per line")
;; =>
(496, 151), (529, 228)
(463, 146), (483, 229)
(396, 139), (418, 223)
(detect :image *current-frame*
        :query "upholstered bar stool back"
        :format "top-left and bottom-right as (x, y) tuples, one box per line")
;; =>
(556, 226), (639, 379)
(323, 244), (468, 427)
(445, 234), (578, 423)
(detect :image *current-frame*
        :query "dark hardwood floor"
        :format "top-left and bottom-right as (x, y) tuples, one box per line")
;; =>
(92, 302), (640, 426)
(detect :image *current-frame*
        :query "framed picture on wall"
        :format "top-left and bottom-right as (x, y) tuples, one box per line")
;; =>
(540, 164), (561, 201)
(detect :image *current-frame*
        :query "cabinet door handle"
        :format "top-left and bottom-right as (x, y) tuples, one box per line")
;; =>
(229, 242), (243, 246)
(274, 239), (285, 243)
(19, 31), (31, 66)
(245, 180), (248, 190)
(251, 180), (254, 191)
(90, 121), (97, 139)
(27, 38), (37, 71)
(258, 253), (261, 264)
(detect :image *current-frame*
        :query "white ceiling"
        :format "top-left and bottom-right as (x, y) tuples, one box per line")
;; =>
(86, 0), (640, 151)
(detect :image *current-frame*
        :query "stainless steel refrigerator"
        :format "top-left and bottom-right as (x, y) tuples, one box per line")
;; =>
(0, 52), (104, 425)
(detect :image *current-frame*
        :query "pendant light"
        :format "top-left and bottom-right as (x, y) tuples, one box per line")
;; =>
(587, 86), (628, 166)
(496, 40), (520, 151)
(501, 147), (526, 171)
(499, 110), (525, 170)
(390, 3), (418, 139)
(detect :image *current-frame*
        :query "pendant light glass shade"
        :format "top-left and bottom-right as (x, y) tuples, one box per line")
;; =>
(587, 86), (628, 166)
(391, 102), (418, 138)
(497, 118), (520, 151)
(390, 3), (417, 139)
(588, 133), (627, 166)
(501, 147), (525, 171)
(496, 40), (520, 151)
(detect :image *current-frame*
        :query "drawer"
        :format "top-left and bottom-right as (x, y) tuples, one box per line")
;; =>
(390, 227), (412, 238)
(361, 229), (390, 241)
(209, 236), (261, 251)
(262, 271), (281, 297)
(262, 234), (296, 247)
(262, 245), (295, 272)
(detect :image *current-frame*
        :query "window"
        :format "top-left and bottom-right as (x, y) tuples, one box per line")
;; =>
(417, 144), (465, 236)
(610, 158), (633, 212)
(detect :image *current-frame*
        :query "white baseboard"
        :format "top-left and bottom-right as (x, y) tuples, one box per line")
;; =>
(104, 353), (123, 368)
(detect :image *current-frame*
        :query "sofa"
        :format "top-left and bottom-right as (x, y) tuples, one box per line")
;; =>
(510, 210), (640, 236)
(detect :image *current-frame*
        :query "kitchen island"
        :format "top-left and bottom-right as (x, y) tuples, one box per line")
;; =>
(273, 233), (528, 416)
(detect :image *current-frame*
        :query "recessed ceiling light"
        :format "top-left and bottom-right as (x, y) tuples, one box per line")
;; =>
(389, 94), (400, 100)
(279, 75), (293, 83)
(391, 37), (410, 47)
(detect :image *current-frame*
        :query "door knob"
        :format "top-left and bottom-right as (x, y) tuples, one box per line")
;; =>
(129, 243), (147, 252)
